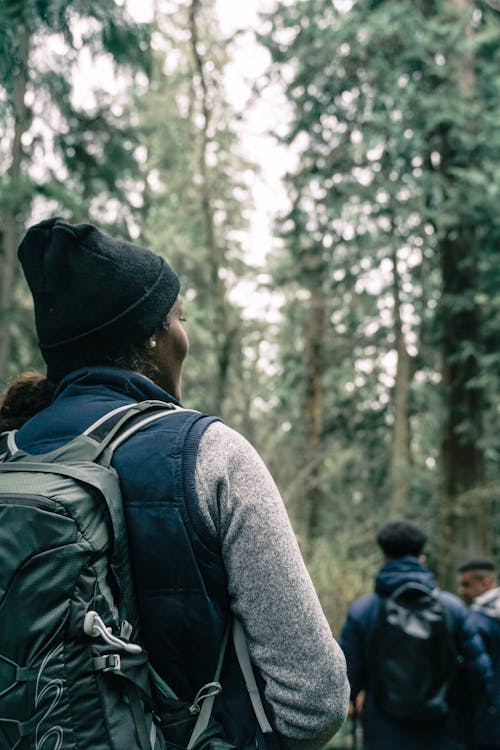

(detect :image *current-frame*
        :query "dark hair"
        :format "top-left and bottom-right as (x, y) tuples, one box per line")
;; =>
(457, 558), (496, 574)
(46, 338), (161, 383)
(376, 520), (427, 559)
(0, 372), (55, 431)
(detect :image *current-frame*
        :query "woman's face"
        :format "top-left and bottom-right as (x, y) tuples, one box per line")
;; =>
(155, 295), (189, 400)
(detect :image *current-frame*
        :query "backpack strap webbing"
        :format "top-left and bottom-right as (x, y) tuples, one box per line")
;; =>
(92, 649), (157, 750)
(0, 431), (17, 461)
(186, 619), (273, 747)
(97, 624), (232, 750)
(0, 400), (197, 465)
(87, 401), (198, 622)
(84, 400), (198, 466)
(187, 624), (231, 749)
(0, 432), (8, 459)
(232, 619), (273, 735)
(96, 403), (199, 468)
(389, 582), (437, 601)
(127, 683), (152, 750)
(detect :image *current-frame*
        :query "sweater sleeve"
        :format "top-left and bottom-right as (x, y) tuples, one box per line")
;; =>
(194, 421), (349, 750)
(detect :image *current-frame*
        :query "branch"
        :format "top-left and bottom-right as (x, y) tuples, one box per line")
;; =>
(482, 0), (500, 10)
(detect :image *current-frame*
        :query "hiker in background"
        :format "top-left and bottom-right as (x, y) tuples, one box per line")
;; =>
(457, 559), (500, 750)
(340, 520), (491, 750)
(2, 217), (349, 749)
(457, 558), (499, 607)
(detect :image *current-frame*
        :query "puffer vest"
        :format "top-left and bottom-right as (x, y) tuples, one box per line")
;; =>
(15, 367), (278, 750)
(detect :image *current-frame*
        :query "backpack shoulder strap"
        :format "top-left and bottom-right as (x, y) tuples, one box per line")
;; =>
(3, 400), (198, 466)
(91, 401), (199, 468)
(232, 619), (273, 735)
(389, 581), (436, 602)
(0, 432), (9, 460)
(186, 619), (273, 749)
(0, 430), (20, 461)
(84, 401), (199, 622)
(0, 400), (193, 466)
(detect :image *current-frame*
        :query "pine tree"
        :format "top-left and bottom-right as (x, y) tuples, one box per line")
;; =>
(259, 0), (500, 583)
(137, 0), (255, 420)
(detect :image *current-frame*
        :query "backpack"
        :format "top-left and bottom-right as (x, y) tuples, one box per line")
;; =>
(472, 588), (500, 622)
(371, 581), (457, 724)
(0, 400), (272, 750)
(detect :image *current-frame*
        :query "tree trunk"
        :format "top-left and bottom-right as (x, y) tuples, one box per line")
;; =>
(188, 0), (236, 416)
(0, 31), (30, 384)
(302, 253), (327, 545)
(389, 245), (412, 515)
(439, 228), (488, 587)
(437, 0), (489, 589)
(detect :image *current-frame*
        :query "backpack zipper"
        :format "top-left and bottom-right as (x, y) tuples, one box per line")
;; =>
(0, 493), (57, 510)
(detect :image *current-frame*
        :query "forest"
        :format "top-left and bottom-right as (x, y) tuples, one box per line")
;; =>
(0, 0), (499, 642)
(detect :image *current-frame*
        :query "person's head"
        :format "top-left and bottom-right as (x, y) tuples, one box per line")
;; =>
(376, 520), (427, 561)
(18, 217), (188, 400)
(456, 558), (498, 605)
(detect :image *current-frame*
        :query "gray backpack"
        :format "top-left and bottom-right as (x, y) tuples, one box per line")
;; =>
(0, 401), (270, 750)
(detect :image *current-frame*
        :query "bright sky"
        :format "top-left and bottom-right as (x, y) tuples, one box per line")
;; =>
(213, 0), (293, 326)
(124, 0), (292, 271)
(215, 0), (292, 269)
(213, 0), (292, 319)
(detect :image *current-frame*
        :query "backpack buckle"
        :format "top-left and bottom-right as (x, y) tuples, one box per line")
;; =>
(120, 620), (133, 639)
(84, 610), (142, 655)
(102, 654), (121, 673)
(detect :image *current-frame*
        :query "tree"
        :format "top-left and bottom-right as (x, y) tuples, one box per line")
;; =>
(0, 0), (151, 384)
(259, 0), (500, 588)
(137, 0), (255, 420)
(434, 0), (499, 585)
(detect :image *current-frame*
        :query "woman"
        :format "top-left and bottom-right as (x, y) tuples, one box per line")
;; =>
(5, 216), (349, 750)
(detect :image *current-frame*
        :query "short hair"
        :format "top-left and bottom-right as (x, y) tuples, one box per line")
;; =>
(457, 558), (496, 574)
(376, 520), (427, 558)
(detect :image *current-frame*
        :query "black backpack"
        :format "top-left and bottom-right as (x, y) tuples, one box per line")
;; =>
(371, 581), (457, 724)
(0, 401), (272, 750)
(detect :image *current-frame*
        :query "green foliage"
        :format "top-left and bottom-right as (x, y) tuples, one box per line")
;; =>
(258, 0), (500, 589)
(0, 0), (152, 381)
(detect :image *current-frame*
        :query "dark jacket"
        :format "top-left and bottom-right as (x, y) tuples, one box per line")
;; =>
(469, 588), (500, 749)
(340, 556), (492, 750)
(15, 366), (279, 750)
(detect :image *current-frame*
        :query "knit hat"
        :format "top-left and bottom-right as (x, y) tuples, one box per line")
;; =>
(18, 217), (179, 376)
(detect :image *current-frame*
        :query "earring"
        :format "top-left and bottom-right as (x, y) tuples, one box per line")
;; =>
(148, 336), (157, 350)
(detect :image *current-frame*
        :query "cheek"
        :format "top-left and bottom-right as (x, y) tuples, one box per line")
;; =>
(173, 325), (189, 362)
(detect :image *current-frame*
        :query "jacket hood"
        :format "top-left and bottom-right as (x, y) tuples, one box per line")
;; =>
(375, 555), (436, 597)
(472, 586), (500, 622)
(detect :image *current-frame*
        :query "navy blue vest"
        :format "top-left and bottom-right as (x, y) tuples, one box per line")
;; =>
(15, 367), (280, 750)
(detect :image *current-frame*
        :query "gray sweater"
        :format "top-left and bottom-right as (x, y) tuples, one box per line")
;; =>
(195, 421), (349, 750)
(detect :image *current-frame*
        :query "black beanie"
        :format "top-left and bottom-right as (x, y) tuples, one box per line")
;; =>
(18, 217), (179, 376)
